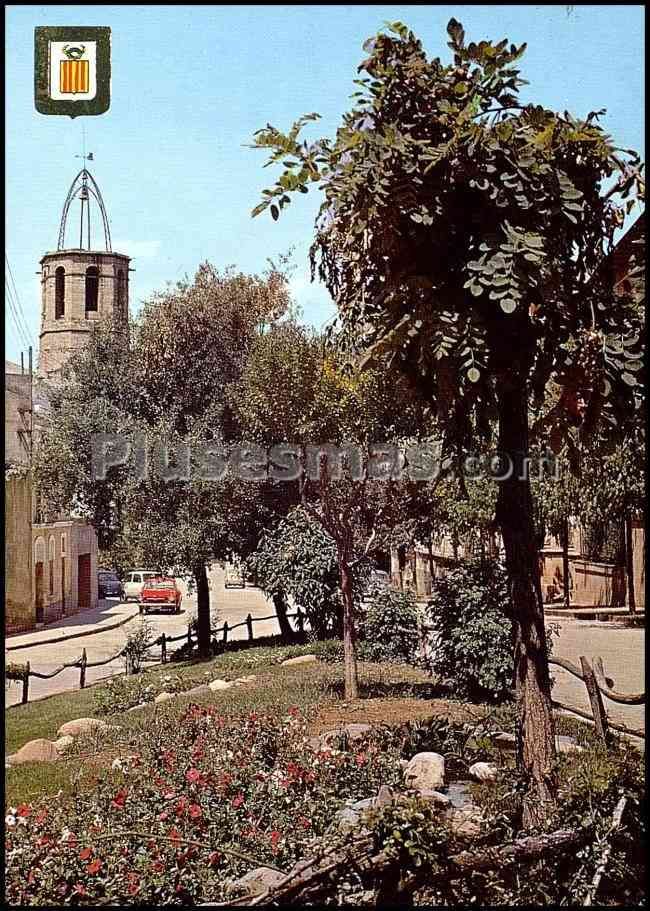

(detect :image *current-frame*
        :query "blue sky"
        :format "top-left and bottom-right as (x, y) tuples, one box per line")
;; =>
(5, 4), (645, 364)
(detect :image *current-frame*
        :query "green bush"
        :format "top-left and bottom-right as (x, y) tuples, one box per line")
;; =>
(359, 585), (422, 664)
(425, 561), (513, 702)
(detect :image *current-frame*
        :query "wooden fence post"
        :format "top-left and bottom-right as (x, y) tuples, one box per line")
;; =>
(79, 649), (87, 689)
(580, 655), (609, 745)
(246, 613), (254, 641)
(296, 608), (305, 638)
(161, 633), (167, 665)
(222, 621), (229, 645)
(22, 662), (30, 705)
(187, 624), (192, 652)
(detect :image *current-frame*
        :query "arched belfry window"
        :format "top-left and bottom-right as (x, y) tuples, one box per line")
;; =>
(55, 266), (65, 319)
(117, 269), (126, 316)
(85, 266), (99, 314)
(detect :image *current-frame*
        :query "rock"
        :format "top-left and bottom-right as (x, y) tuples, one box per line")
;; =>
(469, 761), (498, 783)
(127, 702), (148, 712)
(233, 866), (286, 896)
(11, 738), (60, 764)
(154, 691), (174, 704)
(185, 684), (211, 698)
(336, 806), (362, 831)
(399, 759), (409, 770)
(490, 732), (517, 751)
(404, 752), (445, 791)
(417, 789), (451, 808)
(54, 735), (75, 754)
(557, 735), (584, 754)
(280, 655), (319, 666)
(344, 723), (372, 741)
(375, 785), (395, 808)
(351, 797), (375, 812)
(444, 781), (475, 810)
(57, 718), (112, 738)
(445, 808), (483, 838)
(208, 678), (234, 691)
(233, 674), (257, 685)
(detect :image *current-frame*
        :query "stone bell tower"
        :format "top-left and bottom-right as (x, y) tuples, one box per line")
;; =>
(38, 166), (131, 380)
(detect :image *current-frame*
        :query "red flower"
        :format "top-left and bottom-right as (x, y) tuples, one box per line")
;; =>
(127, 872), (140, 895)
(175, 797), (187, 817)
(355, 752), (367, 767)
(35, 809), (47, 825)
(74, 883), (86, 896)
(151, 860), (165, 873)
(188, 803), (202, 819)
(298, 816), (311, 829)
(231, 793), (245, 809)
(168, 827), (182, 842)
(86, 858), (102, 875)
(207, 851), (221, 867)
(185, 768), (202, 784)
(79, 847), (93, 861)
(111, 788), (128, 809)
(288, 705), (300, 717)
(16, 803), (31, 818)
(269, 830), (282, 853)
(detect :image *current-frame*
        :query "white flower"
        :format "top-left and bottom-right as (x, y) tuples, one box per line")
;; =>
(111, 758), (123, 771)
(5, 815), (16, 827)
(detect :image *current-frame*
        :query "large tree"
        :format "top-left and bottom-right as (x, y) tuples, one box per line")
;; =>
(251, 20), (644, 823)
(36, 265), (290, 657)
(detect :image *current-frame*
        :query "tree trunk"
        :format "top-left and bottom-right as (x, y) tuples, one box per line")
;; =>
(339, 552), (359, 700)
(194, 562), (212, 659)
(496, 376), (558, 827)
(561, 516), (571, 609)
(624, 510), (636, 613)
(272, 591), (295, 642)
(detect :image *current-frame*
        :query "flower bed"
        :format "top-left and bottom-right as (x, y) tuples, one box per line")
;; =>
(5, 703), (404, 905)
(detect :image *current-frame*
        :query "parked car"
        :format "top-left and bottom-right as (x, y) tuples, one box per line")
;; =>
(224, 564), (245, 588)
(121, 569), (160, 602)
(139, 576), (182, 614)
(98, 569), (122, 600)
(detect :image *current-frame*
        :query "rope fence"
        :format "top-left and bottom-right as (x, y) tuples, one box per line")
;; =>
(6, 608), (307, 705)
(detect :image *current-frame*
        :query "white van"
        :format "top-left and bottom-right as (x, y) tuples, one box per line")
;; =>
(122, 569), (159, 602)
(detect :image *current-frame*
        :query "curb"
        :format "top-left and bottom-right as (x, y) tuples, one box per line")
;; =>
(6, 609), (141, 652)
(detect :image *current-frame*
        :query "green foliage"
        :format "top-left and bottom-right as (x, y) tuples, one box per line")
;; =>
(359, 585), (422, 664)
(425, 561), (514, 701)
(247, 506), (342, 638)
(252, 18), (644, 456)
(122, 621), (154, 675)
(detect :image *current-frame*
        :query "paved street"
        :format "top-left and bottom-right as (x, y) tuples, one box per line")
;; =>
(6, 566), (280, 707)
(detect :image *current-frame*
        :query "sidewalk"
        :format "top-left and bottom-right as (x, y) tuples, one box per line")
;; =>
(6, 600), (140, 652)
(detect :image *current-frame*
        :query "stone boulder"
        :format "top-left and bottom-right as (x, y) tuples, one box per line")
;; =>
(344, 723), (372, 741)
(469, 761), (498, 783)
(490, 732), (517, 752)
(154, 691), (174, 704)
(233, 674), (257, 685)
(417, 789), (451, 808)
(57, 718), (113, 738)
(11, 738), (60, 764)
(208, 678), (234, 691)
(54, 735), (75, 754)
(404, 752), (445, 791)
(184, 684), (211, 698)
(232, 866), (285, 896)
(557, 735), (583, 754)
(445, 807), (483, 838)
(280, 655), (319, 666)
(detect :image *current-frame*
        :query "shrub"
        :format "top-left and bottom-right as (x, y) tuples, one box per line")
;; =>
(359, 585), (422, 664)
(122, 620), (154, 675)
(425, 560), (513, 702)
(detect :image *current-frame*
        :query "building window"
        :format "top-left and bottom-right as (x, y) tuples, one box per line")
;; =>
(60, 534), (67, 556)
(55, 267), (65, 319)
(117, 269), (126, 317)
(85, 266), (99, 314)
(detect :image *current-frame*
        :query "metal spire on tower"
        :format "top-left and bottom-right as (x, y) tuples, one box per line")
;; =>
(57, 144), (112, 252)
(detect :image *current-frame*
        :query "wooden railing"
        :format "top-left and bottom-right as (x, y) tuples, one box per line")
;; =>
(548, 654), (645, 742)
(5, 608), (307, 705)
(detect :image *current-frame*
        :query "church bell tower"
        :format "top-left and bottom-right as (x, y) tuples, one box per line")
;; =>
(38, 164), (131, 380)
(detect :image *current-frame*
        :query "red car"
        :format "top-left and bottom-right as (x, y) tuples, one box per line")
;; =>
(139, 576), (182, 614)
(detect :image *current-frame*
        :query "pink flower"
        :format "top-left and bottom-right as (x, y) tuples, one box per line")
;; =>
(16, 804), (31, 818)
(111, 789), (128, 809)
(231, 793), (245, 809)
(87, 858), (103, 875)
(185, 768), (202, 784)
(188, 803), (203, 820)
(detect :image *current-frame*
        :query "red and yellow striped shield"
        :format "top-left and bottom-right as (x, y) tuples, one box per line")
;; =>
(60, 60), (89, 94)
